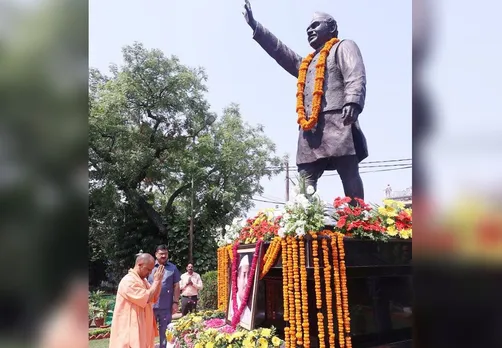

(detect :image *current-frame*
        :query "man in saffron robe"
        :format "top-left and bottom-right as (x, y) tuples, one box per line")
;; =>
(109, 253), (165, 348)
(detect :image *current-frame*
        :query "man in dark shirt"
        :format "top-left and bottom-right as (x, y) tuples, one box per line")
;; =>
(147, 245), (180, 348)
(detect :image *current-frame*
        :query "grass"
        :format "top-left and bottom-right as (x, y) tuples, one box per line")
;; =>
(89, 339), (110, 348)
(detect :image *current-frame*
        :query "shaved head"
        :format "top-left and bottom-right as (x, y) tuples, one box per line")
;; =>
(134, 253), (155, 278)
(135, 253), (154, 265)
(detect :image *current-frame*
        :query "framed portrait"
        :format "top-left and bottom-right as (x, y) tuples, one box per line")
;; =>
(226, 243), (263, 330)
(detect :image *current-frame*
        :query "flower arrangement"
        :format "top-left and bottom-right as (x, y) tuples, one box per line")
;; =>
(238, 209), (282, 244)
(194, 326), (283, 348)
(169, 310), (226, 345)
(216, 218), (246, 247)
(373, 199), (412, 239)
(279, 185), (325, 238)
(166, 310), (284, 348)
(331, 197), (388, 241)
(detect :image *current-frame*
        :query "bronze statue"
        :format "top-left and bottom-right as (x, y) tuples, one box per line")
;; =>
(243, 1), (368, 202)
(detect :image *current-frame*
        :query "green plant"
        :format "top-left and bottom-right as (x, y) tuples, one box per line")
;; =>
(94, 298), (112, 320)
(197, 271), (217, 310)
(89, 327), (111, 336)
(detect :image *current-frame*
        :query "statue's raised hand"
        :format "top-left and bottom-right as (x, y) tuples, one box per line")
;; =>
(243, 0), (257, 30)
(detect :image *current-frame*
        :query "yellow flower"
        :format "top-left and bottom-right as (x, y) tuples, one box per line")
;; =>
(228, 345), (233, 348)
(261, 328), (272, 338)
(193, 316), (202, 323)
(387, 225), (398, 236)
(258, 337), (269, 348)
(205, 343), (214, 348)
(243, 337), (254, 347)
(272, 336), (282, 347)
(231, 332), (245, 339)
(399, 229), (412, 239)
(194, 344), (202, 348)
(386, 218), (395, 225)
(394, 201), (405, 209)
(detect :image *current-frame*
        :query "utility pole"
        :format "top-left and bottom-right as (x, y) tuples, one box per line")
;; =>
(188, 114), (216, 265)
(189, 135), (195, 264)
(285, 155), (290, 202)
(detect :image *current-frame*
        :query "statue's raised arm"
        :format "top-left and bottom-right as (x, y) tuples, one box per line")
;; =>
(243, 0), (303, 78)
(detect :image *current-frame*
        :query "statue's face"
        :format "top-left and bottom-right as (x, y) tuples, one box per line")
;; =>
(307, 15), (335, 49)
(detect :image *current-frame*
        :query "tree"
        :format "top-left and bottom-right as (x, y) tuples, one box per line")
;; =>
(89, 43), (282, 279)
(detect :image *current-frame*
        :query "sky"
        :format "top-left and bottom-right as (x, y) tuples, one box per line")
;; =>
(89, 0), (412, 216)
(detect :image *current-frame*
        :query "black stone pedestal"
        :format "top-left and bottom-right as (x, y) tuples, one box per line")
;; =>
(253, 236), (412, 348)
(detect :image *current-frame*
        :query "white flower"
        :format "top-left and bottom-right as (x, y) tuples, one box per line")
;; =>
(295, 226), (306, 237)
(278, 228), (286, 238)
(286, 200), (295, 209)
(282, 213), (291, 222)
(224, 225), (230, 231)
(293, 185), (301, 195)
(306, 185), (315, 195)
(297, 196), (310, 210)
(294, 219), (306, 227)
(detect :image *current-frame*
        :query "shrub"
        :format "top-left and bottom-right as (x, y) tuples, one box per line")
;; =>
(197, 271), (217, 310)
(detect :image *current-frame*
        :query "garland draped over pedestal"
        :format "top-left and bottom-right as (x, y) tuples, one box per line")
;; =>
(217, 232), (352, 347)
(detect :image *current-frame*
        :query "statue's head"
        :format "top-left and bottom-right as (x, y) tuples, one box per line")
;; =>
(307, 12), (338, 49)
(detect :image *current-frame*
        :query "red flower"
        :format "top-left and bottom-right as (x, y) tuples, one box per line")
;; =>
(334, 196), (352, 208)
(337, 216), (347, 228)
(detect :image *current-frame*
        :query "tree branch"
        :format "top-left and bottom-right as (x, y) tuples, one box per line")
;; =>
(164, 183), (191, 215)
(120, 186), (168, 236)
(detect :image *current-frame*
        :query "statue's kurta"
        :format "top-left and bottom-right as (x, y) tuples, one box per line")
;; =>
(253, 22), (369, 170)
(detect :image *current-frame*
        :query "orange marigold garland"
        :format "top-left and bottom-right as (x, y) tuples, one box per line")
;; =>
(287, 237), (296, 347)
(330, 233), (345, 348)
(281, 238), (290, 348)
(296, 37), (340, 131)
(260, 237), (282, 280)
(227, 244), (233, 261)
(322, 238), (336, 347)
(311, 232), (326, 348)
(292, 237), (303, 346)
(217, 246), (230, 311)
(299, 236), (310, 348)
(337, 232), (352, 348)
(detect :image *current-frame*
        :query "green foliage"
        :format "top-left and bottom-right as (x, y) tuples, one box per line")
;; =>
(89, 328), (111, 336)
(198, 271), (218, 310)
(89, 42), (283, 286)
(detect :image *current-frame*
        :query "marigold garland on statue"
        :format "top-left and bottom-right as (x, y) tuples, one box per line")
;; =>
(281, 238), (290, 348)
(292, 237), (303, 346)
(259, 237), (282, 280)
(322, 238), (336, 347)
(299, 236), (310, 348)
(311, 232), (326, 348)
(296, 37), (340, 131)
(216, 247), (230, 311)
(330, 232), (346, 348)
(336, 232), (352, 348)
(287, 237), (296, 347)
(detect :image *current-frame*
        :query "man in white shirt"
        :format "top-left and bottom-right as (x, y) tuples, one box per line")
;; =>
(180, 263), (203, 315)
